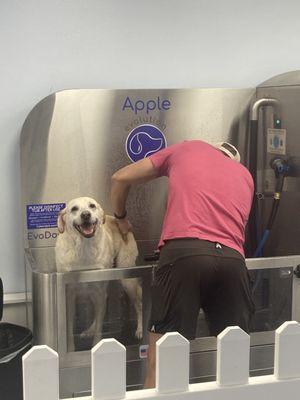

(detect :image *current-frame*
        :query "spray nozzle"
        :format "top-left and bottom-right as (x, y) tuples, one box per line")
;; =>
(270, 158), (290, 178)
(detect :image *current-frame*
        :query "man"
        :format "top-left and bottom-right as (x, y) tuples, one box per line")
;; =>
(111, 140), (254, 388)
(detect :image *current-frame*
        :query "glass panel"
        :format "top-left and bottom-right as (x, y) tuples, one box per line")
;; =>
(66, 278), (142, 352)
(249, 267), (293, 332)
(194, 267), (293, 338)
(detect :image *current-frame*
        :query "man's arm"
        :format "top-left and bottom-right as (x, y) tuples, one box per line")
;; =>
(111, 157), (158, 236)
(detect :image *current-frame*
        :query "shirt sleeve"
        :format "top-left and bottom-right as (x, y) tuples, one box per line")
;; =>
(148, 143), (180, 177)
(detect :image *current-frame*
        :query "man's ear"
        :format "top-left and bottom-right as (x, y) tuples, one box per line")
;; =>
(57, 208), (67, 233)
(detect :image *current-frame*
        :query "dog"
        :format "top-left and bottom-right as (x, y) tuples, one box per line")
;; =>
(55, 196), (142, 351)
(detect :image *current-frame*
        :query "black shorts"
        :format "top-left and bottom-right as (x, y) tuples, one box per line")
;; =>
(148, 239), (255, 339)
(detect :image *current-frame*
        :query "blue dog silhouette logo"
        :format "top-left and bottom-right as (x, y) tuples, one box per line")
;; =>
(126, 124), (167, 162)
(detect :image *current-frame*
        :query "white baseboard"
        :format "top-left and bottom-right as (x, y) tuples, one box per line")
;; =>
(2, 293), (28, 326)
(3, 292), (27, 304)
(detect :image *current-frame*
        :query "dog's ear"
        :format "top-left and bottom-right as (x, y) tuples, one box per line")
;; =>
(102, 214), (106, 224)
(57, 208), (67, 233)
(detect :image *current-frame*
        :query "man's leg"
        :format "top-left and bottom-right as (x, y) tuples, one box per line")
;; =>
(205, 257), (255, 336)
(144, 332), (163, 389)
(144, 254), (205, 389)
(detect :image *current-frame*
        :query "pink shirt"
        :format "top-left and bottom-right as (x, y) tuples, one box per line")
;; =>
(149, 140), (254, 256)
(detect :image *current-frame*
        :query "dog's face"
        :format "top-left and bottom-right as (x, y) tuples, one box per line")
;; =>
(58, 197), (105, 238)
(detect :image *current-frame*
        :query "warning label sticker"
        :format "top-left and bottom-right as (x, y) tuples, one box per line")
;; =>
(267, 128), (286, 155)
(139, 344), (149, 359)
(26, 203), (65, 230)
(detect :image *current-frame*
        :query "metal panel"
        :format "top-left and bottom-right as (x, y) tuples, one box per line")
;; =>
(255, 82), (300, 257)
(258, 70), (300, 88)
(20, 88), (253, 260)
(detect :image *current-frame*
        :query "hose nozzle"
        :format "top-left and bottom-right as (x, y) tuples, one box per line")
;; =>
(270, 158), (290, 178)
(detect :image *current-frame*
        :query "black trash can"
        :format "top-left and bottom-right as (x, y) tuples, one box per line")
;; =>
(0, 280), (33, 400)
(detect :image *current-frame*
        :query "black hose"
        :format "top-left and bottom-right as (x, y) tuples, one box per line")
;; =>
(266, 200), (280, 231)
(252, 176), (284, 292)
(266, 176), (284, 230)
(253, 174), (285, 259)
(249, 120), (258, 189)
(246, 119), (259, 257)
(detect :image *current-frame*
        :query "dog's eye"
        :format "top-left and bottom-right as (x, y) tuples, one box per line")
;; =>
(71, 206), (79, 213)
(89, 204), (96, 209)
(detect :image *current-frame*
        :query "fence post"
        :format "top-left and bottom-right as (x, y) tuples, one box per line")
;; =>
(156, 332), (190, 394)
(217, 326), (250, 386)
(22, 345), (59, 400)
(274, 321), (300, 380)
(92, 339), (126, 400)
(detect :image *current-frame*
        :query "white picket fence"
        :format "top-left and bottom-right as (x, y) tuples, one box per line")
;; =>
(22, 321), (300, 400)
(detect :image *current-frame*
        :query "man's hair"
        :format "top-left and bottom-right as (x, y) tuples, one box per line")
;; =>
(214, 142), (241, 163)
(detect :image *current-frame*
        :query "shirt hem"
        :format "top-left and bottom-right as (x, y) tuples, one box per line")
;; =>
(159, 231), (245, 257)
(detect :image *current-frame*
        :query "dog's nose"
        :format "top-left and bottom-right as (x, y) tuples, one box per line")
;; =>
(81, 211), (91, 221)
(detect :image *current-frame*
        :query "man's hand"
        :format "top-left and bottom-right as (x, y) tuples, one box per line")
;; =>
(116, 218), (132, 242)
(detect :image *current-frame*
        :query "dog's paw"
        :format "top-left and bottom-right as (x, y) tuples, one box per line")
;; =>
(79, 331), (92, 341)
(135, 325), (143, 340)
(79, 327), (95, 341)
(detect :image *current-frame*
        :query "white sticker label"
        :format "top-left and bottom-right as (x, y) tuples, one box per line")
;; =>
(139, 345), (149, 359)
(267, 128), (286, 155)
